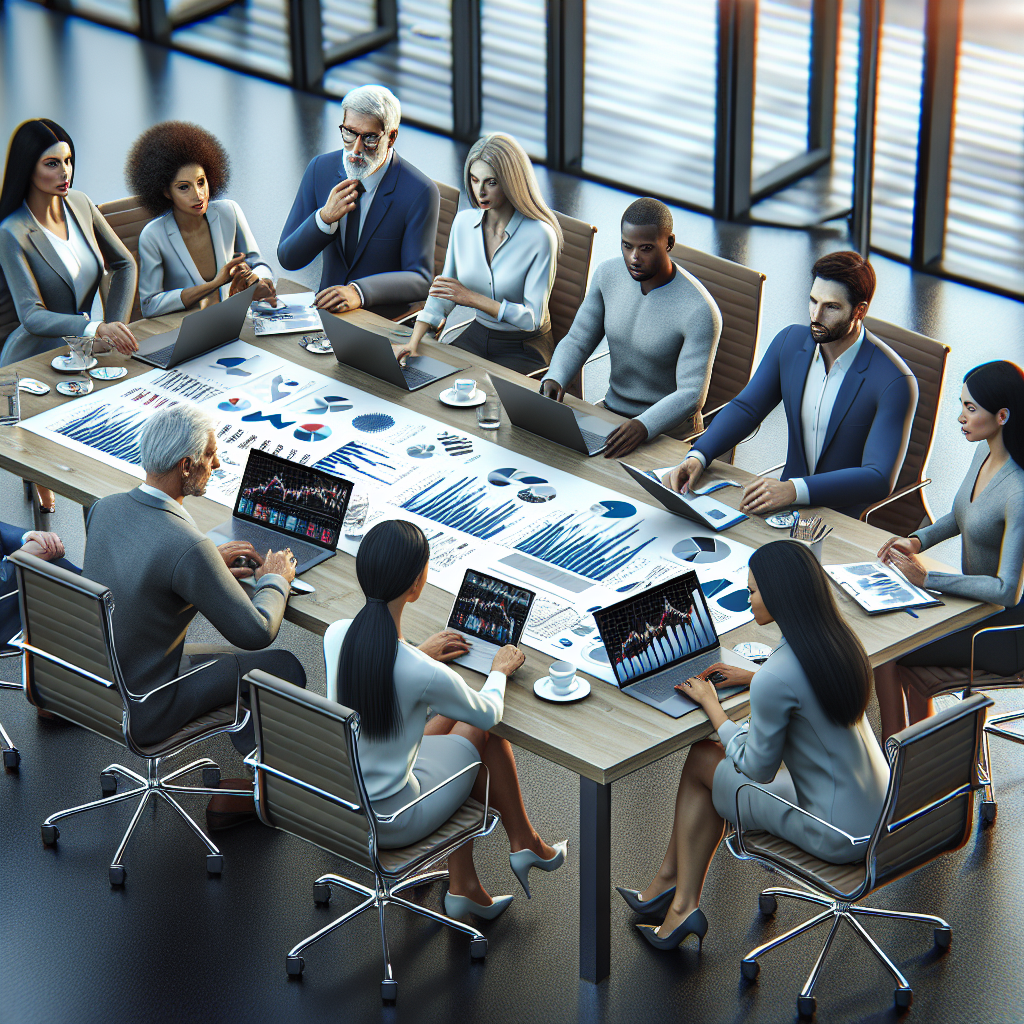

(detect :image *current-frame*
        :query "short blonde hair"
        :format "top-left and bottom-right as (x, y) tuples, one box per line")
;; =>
(464, 133), (563, 251)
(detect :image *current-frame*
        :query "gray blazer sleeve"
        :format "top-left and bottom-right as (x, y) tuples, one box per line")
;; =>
(136, 219), (184, 317)
(718, 666), (799, 783)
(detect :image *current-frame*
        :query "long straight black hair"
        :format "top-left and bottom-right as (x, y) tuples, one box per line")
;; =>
(964, 360), (1024, 469)
(749, 541), (872, 727)
(337, 520), (431, 740)
(0, 119), (75, 224)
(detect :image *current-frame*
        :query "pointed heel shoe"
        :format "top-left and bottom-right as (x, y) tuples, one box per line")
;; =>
(616, 884), (677, 917)
(509, 840), (568, 898)
(444, 890), (514, 921)
(635, 908), (709, 950)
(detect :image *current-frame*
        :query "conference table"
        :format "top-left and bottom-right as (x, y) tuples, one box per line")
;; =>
(1, 286), (996, 984)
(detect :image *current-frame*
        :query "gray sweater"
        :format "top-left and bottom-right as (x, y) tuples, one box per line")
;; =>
(913, 446), (1024, 608)
(543, 258), (722, 438)
(83, 489), (290, 716)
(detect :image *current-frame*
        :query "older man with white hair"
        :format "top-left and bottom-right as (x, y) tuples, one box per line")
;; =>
(82, 404), (307, 827)
(278, 83), (440, 319)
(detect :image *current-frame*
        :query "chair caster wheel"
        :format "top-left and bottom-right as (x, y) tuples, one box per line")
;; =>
(41, 824), (59, 845)
(3, 747), (19, 771)
(203, 766), (221, 789)
(286, 955), (304, 977)
(206, 854), (223, 875)
(109, 865), (126, 886)
(894, 987), (913, 1011)
(313, 882), (332, 905)
(797, 994), (816, 1018)
(741, 958), (760, 981)
(758, 893), (777, 916)
(470, 937), (487, 960)
(100, 772), (118, 795)
(981, 800), (997, 825)
(934, 926), (951, 949)
(381, 979), (398, 1002)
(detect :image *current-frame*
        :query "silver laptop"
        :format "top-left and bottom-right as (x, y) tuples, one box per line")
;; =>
(620, 463), (748, 531)
(133, 283), (258, 369)
(592, 570), (754, 718)
(207, 449), (353, 574)
(488, 374), (616, 456)
(321, 310), (465, 391)
(445, 569), (536, 675)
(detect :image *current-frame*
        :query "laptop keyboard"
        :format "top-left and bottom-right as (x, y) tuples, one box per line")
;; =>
(145, 342), (176, 366)
(226, 521), (327, 565)
(402, 364), (433, 388)
(628, 650), (721, 702)
(579, 427), (609, 452)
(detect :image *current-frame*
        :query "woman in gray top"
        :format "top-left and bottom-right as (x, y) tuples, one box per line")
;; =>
(617, 541), (889, 950)
(875, 360), (1024, 740)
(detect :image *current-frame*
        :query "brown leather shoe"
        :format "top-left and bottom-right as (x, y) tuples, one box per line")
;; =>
(206, 778), (256, 831)
(36, 707), (58, 721)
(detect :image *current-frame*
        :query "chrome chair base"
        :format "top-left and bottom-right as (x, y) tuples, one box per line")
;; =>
(1, 669), (22, 771)
(980, 709), (1024, 826)
(286, 867), (487, 1001)
(741, 885), (950, 1017)
(40, 755), (250, 886)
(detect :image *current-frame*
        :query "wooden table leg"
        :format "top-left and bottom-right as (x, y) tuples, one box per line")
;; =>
(579, 776), (611, 983)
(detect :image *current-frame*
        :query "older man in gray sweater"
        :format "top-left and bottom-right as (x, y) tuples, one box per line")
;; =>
(541, 198), (721, 458)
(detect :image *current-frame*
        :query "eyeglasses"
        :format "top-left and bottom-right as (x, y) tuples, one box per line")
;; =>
(340, 125), (383, 150)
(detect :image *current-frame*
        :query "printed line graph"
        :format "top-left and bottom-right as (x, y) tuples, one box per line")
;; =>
(150, 370), (224, 402)
(51, 402), (152, 464)
(401, 477), (520, 540)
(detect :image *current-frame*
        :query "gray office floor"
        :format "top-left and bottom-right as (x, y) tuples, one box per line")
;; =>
(2, 3), (1024, 1022)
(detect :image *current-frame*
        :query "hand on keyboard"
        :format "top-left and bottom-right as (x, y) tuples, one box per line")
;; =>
(218, 540), (264, 579)
(418, 630), (471, 663)
(491, 645), (525, 676)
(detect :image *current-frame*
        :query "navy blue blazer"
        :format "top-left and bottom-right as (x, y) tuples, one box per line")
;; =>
(692, 325), (918, 517)
(277, 150), (439, 317)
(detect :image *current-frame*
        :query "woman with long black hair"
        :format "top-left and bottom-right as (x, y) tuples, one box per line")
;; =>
(323, 520), (566, 921)
(616, 541), (889, 950)
(875, 359), (1024, 740)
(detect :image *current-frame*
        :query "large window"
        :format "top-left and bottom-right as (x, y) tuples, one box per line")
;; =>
(170, 0), (292, 79)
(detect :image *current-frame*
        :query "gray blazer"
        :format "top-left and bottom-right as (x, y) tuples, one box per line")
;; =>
(0, 189), (136, 365)
(82, 488), (289, 741)
(713, 640), (890, 863)
(137, 198), (273, 318)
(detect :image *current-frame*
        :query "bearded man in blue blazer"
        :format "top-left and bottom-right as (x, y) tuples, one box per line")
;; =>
(665, 251), (918, 519)
(278, 84), (439, 321)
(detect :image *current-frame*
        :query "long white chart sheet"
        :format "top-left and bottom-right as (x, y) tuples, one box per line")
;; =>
(22, 342), (755, 683)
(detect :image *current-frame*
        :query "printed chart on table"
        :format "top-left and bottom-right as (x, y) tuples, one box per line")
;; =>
(21, 341), (756, 682)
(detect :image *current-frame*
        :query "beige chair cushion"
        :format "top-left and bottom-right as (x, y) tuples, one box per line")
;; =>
(132, 702), (237, 757)
(377, 797), (490, 877)
(550, 211), (597, 346)
(903, 664), (1024, 698)
(741, 830), (867, 897)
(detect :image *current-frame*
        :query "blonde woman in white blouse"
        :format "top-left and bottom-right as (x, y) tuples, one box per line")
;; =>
(397, 133), (563, 373)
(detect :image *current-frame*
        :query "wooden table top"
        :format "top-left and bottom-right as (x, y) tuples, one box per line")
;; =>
(1, 287), (995, 784)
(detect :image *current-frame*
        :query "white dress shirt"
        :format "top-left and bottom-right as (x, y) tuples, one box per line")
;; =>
(416, 208), (558, 333)
(32, 203), (101, 337)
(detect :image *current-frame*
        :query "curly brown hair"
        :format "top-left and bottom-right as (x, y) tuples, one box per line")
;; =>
(124, 121), (230, 214)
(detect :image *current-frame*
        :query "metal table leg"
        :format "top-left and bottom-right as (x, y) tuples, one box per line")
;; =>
(579, 776), (611, 982)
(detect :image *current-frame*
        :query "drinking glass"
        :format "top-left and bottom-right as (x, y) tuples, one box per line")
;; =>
(476, 393), (502, 430)
(64, 335), (94, 369)
(0, 370), (20, 426)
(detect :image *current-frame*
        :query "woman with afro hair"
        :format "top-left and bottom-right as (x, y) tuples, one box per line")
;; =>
(126, 121), (276, 317)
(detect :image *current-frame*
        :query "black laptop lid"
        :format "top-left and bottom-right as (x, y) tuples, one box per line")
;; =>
(446, 570), (536, 647)
(233, 449), (353, 551)
(592, 571), (720, 687)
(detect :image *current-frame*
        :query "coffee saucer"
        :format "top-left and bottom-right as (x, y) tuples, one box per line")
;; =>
(18, 378), (50, 395)
(56, 377), (94, 396)
(52, 354), (98, 373)
(89, 366), (128, 380)
(439, 387), (486, 408)
(764, 511), (798, 529)
(534, 675), (591, 703)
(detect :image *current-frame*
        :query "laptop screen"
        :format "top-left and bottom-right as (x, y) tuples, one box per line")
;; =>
(233, 449), (353, 551)
(592, 571), (720, 687)
(446, 570), (536, 647)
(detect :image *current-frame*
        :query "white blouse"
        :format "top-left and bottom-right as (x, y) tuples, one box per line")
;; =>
(417, 208), (558, 334)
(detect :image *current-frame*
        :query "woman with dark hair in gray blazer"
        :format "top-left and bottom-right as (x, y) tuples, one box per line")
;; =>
(616, 541), (889, 950)
(125, 121), (276, 318)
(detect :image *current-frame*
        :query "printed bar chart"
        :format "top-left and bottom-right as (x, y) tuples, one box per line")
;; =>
(315, 441), (402, 485)
(515, 515), (658, 582)
(401, 477), (520, 540)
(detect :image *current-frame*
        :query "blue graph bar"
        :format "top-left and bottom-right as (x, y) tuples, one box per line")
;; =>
(401, 477), (518, 540)
(314, 442), (396, 485)
(54, 404), (149, 464)
(515, 515), (657, 582)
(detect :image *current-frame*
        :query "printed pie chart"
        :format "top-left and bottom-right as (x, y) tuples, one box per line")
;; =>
(488, 468), (557, 502)
(583, 642), (610, 665)
(590, 499), (636, 518)
(518, 484), (557, 503)
(718, 589), (751, 613)
(217, 397), (251, 412)
(407, 444), (436, 458)
(672, 537), (731, 564)
(701, 578), (731, 598)
(309, 395), (352, 413)
(294, 422), (332, 442)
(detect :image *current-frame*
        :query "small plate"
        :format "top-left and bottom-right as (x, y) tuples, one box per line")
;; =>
(300, 333), (333, 354)
(56, 378), (94, 397)
(733, 642), (772, 664)
(534, 675), (591, 703)
(764, 511), (798, 529)
(18, 378), (50, 395)
(439, 387), (486, 408)
(52, 354), (98, 373)
(89, 366), (128, 380)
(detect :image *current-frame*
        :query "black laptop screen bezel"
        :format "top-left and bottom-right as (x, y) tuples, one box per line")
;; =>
(446, 569), (536, 648)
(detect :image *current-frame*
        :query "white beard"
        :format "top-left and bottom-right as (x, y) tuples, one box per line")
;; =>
(344, 148), (386, 181)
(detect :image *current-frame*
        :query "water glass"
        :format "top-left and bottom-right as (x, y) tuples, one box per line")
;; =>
(65, 335), (94, 369)
(476, 393), (502, 430)
(0, 370), (19, 426)
(344, 492), (370, 540)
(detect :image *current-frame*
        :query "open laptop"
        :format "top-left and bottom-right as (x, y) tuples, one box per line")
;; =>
(321, 310), (465, 391)
(592, 570), (755, 718)
(621, 463), (747, 531)
(133, 283), (258, 369)
(445, 569), (536, 675)
(488, 374), (616, 456)
(207, 449), (353, 574)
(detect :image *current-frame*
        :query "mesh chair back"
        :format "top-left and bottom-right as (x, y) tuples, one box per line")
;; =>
(248, 670), (375, 872)
(862, 316), (948, 536)
(97, 195), (157, 324)
(9, 551), (124, 744)
(871, 692), (990, 888)
(670, 242), (765, 415)
(432, 180), (461, 280)
(550, 212), (597, 345)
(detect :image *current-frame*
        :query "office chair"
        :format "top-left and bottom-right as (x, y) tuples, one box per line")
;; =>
(245, 669), (500, 1003)
(97, 195), (158, 324)
(9, 550), (251, 885)
(727, 692), (991, 1018)
(1, 591), (21, 769)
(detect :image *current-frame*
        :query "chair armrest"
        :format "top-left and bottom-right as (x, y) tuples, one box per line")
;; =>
(525, 367), (548, 380)
(12, 637), (118, 689)
(756, 461), (785, 478)
(859, 479), (931, 525)
(251, 757), (362, 814)
(374, 760), (486, 823)
(124, 658), (217, 703)
(971, 624), (1024, 688)
(438, 317), (473, 344)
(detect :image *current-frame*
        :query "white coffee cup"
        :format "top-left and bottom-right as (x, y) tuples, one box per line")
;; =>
(548, 660), (577, 695)
(453, 378), (477, 401)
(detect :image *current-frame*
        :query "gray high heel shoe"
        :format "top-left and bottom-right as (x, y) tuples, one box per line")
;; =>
(444, 890), (514, 921)
(509, 840), (568, 898)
